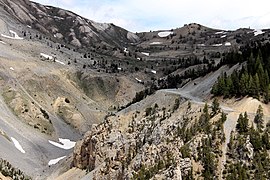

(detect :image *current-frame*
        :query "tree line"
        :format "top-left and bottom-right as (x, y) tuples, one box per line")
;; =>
(212, 42), (270, 103)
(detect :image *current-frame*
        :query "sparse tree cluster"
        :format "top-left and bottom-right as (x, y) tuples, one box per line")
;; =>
(225, 106), (270, 179)
(0, 158), (31, 179)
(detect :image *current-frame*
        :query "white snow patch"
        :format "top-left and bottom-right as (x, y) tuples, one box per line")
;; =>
(11, 137), (25, 154)
(225, 42), (231, 46)
(151, 70), (157, 74)
(40, 53), (53, 60)
(9, 30), (23, 39)
(254, 29), (265, 36)
(0, 41), (6, 44)
(10, 67), (14, 71)
(124, 48), (129, 53)
(141, 52), (149, 56)
(48, 138), (76, 150)
(137, 57), (141, 60)
(221, 35), (227, 38)
(53, 16), (64, 20)
(1, 30), (23, 40)
(198, 44), (205, 46)
(55, 60), (65, 65)
(118, 67), (122, 70)
(27, 25), (32, 28)
(48, 156), (66, 166)
(215, 31), (225, 34)
(150, 42), (162, 45)
(212, 44), (223, 47)
(158, 31), (173, 38)
(135, 78), (142, 83)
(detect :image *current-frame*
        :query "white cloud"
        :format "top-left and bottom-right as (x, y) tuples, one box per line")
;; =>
(32, 0), (270, 32)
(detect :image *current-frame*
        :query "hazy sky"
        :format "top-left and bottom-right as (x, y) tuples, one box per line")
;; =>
(32, 0), (270, 32)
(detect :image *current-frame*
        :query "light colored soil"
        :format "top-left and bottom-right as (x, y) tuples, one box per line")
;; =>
(54, 168), (86, 180)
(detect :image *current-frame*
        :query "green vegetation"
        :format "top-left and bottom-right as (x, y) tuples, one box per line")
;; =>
(133, 152), (176, 180)
(176, 100), (224, 179)
(211, 98), (220, 117)
(199, 104), (211, 133)
(0, 159), (31, 179)
(254, 105), (264, 131)
(225, 107), (270, 179)
(212, 43), (270, 103)
(199, 138), (216, 179)
(236, 112), (249, 134)
(180, 145), (191, 158)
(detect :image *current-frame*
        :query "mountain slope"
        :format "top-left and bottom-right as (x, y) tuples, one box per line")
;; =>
(0, 0), (139, 48)
(0, 0), (270, 179)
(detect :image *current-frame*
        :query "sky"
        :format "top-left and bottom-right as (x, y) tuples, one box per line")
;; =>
(32, 0), (270, 32)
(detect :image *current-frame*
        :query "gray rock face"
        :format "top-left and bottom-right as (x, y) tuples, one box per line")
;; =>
(0, 0), (140, 48)
(73, 100), (192, 179)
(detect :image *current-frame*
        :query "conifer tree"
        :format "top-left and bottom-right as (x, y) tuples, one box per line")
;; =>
(239, 72), (249, 95)
(254, 74), (260, 97)
(254, 105), (264, 131)
(236, 112), (249, 134)
(199, 103), (211, 133)
(211, 98), (220, 116)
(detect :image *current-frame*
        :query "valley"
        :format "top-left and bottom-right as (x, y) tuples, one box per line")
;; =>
(0, 0), (270, 179)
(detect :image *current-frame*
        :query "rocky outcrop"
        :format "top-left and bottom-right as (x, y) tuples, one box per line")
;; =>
(73, 97), (193, 179)
(53, 97), (86, 132)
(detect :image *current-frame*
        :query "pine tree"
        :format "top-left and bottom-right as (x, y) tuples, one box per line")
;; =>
(262, 131), (270, 150)
(254, 73), (260, 98)
(217, 75), (226, 95)
(199, 103), (211, 133)
(247, 52), (255, 74)
(254, 105), (264, 131)
(201, 138), (215, 179)
(236, 112), (249, 134)
(265, 84), (270, 104)
(217, 112), (227, 131)
(264, 71), (270, 103)
(239, 72), (249, 95)
(248, 75), (255, 96)
(266, 70), (270, 87)
(211, 98), (220, 116)
(225, 76), (233, 97)
(250, 127), (262, 151)
(211, 83), (219, 96)
(231, 70), (240, 95)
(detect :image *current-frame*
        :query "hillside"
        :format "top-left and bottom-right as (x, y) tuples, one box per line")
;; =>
(0, 0), (269, 179)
